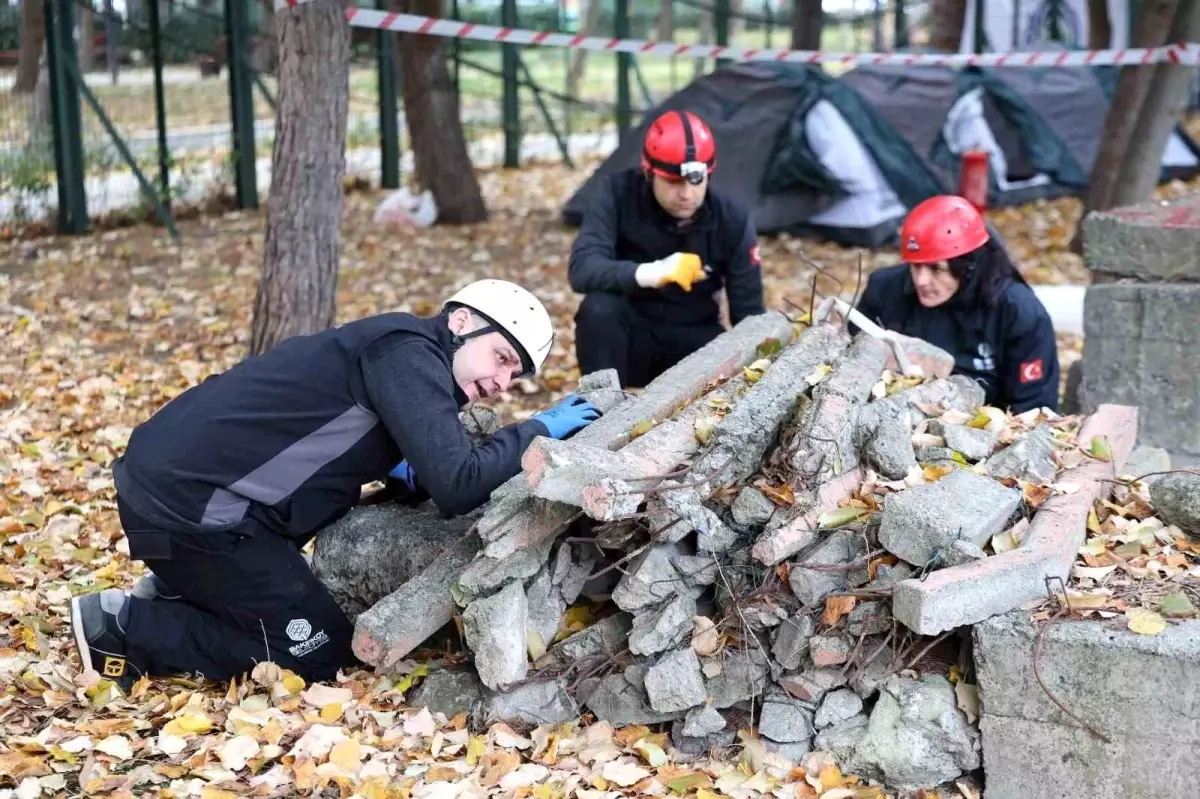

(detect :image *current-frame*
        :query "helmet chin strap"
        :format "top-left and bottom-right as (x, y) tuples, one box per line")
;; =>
(448, 313), (535, 378)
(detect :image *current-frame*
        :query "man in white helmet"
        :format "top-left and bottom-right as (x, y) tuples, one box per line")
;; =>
(69, 280), (601, 691)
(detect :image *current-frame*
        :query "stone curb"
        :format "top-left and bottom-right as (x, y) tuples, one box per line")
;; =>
(891, 404), (1139, 636)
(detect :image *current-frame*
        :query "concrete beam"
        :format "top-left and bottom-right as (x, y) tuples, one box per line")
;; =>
(891, 404), (1138, 636)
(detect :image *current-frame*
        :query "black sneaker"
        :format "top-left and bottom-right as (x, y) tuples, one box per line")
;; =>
(130, 573), (182, 602)
(70, 589), (143, 693)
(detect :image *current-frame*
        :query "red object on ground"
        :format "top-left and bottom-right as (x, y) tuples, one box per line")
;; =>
(959, 149), (991, 211)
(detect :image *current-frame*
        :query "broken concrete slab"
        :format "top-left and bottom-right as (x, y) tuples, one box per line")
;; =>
(788, 334), (889, 488)
(584, 673), (686, 726)
(652, 485), (738, 553)
(1080, 283), (1200, 464)
(551, 542), (595, 605)
(671, 554), (719, 588)
(1148, 471), (1200, 537)
(351, 530), (482, 670)
(612, 542), (688, 613)
(706, 648), (771, 708)
(312, 503), (480, 619)
(882, 375), (986, 427)
(682, 704), (727, 737)
(409, 667), (485, 720)
(753, 469), (864, 566)
(878, 468), (1022, 567)
(840, 675), (981, 791)
(484, 679), (578, 726)
(928, 421), (997, 462)
(1120, 444), (1171, 481)
(815, 689), (864, 730)
(974, 610), (1200, 799)
(460, 523), (559, 598)
(524, 565), (566, 657)
(847, 601), (891, 636)
(758, 691), (815, 743)
(987, 424), (1057, 484)
(788, 529), (867, 606)
(536, 613), (632, 668)
(857, 401), (918, 480)
(462, 580), (528, 690)
(645, 647), (707, 713)
(1081, 192), (1200, 282)
(809, 634), (852, 667)
(772, 614), (815, 671)
(732, 487), (777, 529)
(477, 312), (794, 547)
(697, 323), (851, 488)
(779, 667), (849, 703)
(886, 334), (955, 380)
(892, 404), (1137, 635)
(629, 592), (698, 657)
(671, 718), (738, 756)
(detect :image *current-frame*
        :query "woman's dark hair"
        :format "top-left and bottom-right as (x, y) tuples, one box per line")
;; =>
(946, 237), (1026, 308)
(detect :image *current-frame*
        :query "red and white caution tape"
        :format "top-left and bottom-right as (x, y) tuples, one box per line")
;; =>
(276, 3), (1200, 67)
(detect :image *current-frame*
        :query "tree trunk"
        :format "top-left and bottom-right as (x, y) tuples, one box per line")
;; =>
(13, 0), (45, 94)
(395, 0), (487, 224)
(249, 0), (351, 356)
(1113, 0), (1200, 206)
(790, 0), (823, 51)
(28, 47), (52, 150)
(1072, 0), (1180, 252)
(928, 0), (966, 52)
(1087, 0), (1112, 47)
(568, 0), (603, 98)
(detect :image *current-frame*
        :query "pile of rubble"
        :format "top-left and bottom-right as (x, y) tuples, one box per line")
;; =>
(311, 311), (1124, 792)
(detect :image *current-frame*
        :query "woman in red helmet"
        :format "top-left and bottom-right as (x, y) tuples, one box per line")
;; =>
(855, 195), (1060, 413)
(568, 110), (766, 388)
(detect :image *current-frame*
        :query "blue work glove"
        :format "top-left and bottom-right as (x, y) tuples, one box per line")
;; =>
(531, 394), (602, 440)
(388, 460), (418, 491)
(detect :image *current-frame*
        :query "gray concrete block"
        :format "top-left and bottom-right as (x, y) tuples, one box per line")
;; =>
(351, 530), (482, 669)
(312, 503), (480, 619)
(1080, 283), (1200, 461)
(987, 425), (1057, 484)
(759, 691), (815, 743)
(484, 679), (578, 726)
(585, 673), (685, 726)
(732, 487), (777, 529)
(1149, 472), (1200, 536)
(645, 647), (707, 713)
(629, 592), (697, 656)
(878, 469), (1021, 567)
(1081, 194), (1200, 282)
(858, 399), (918, 480)
(461, 580), (528, 690)
(788, 530), (867, 606)
(979, 714), (1200, 799)
(973, 611), (1200, 742)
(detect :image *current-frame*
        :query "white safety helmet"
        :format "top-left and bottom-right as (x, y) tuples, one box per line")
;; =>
(444, 279), (555, 378)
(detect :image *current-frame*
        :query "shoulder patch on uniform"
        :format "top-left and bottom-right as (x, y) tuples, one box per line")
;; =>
(749, 244), (761, 266)
(1019, 359), (1045, 383)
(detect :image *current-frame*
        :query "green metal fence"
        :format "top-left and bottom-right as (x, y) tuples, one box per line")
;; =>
(0, 0), (936, 235)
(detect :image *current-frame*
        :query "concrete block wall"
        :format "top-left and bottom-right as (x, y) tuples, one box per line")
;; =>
(1079, 193), (1200, 465)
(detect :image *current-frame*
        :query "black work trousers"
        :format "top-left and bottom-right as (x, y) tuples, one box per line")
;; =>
(574, 292), (723, 389)
(118, 498), (357, 683)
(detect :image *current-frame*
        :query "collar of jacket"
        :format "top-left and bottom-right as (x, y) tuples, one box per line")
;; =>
(432, 315), (472, 409)
(635, 171), (717, 232)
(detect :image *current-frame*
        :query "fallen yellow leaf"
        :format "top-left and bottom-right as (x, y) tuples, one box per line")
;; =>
(328, 738), (361, 771)
(821, 595), (856, 626)
(1126, 607), (1167, 636)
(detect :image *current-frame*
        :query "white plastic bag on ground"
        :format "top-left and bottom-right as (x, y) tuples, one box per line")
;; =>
(373, 187), (438, 228)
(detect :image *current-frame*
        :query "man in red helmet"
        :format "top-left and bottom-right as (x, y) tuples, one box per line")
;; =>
(568, 110), (765, 388)
(855, 195), (1060, 413)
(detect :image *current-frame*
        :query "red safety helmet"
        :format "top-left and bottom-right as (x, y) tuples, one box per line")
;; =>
(642, 110), (716, 186)
(900, 195), (990, 264)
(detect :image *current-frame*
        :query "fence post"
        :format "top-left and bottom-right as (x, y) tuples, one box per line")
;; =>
(44, 0), (87, 234)
(615, 0), (631, 141)
(376, 0), (400, 189)
(148, 0), (171, 203)
(502, 0), (520, 167)
(714, 0), (730, 67)
(225, 0), (258, 209)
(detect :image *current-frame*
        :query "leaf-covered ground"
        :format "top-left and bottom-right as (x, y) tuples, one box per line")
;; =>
(2, 162), (1199, 798)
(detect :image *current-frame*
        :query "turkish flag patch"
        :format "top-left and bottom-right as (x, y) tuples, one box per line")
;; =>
(748, 244), (762, 266)
(1019, 359), (1044, 383)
